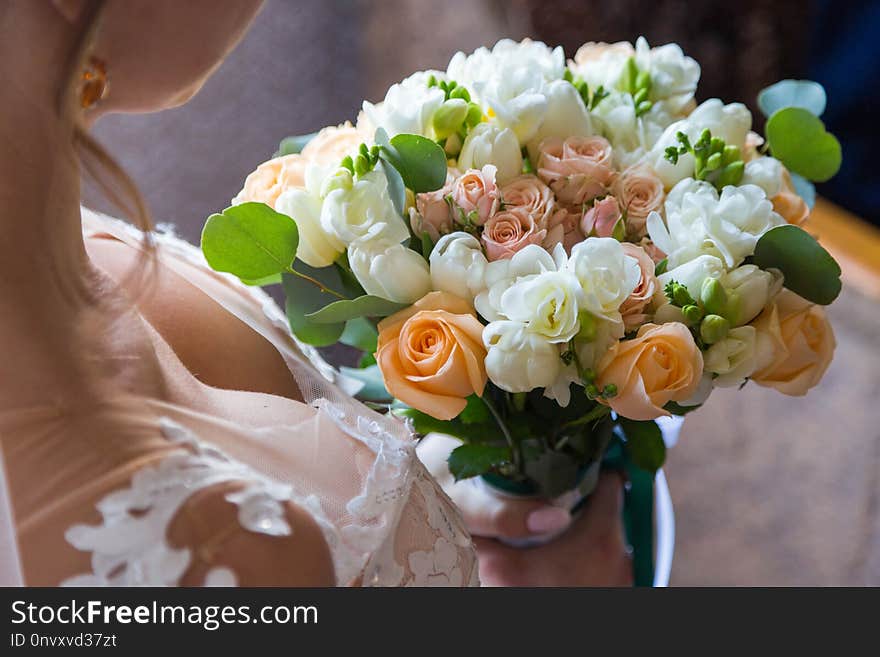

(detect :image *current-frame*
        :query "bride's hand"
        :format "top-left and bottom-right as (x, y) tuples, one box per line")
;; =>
(417, 433), (632, 586)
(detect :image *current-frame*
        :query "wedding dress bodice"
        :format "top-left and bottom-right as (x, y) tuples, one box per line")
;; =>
(0, 210), (478, 587)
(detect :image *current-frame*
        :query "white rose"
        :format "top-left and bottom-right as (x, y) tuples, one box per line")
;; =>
(348, 238), (431, 304)
(429, 232), (488, 302)
(475, 244), (559, 321)
(657, 254), (725, 302)
(498, 270), (581, 343)
(483, 320), (561, 393)
(703, 326), (758, 387)
(320, 170), (409, 246)
(275, 189), (343, 268)
(525, 79), (593, 162)
(721, 264), (782, 326)
(646, 99), (752, 188)
(361, 70), (446, 138)
(448, 39), (565, 143)
(742, 156), (783, 198)
(647, 178), (785, 269)
(566, 238), (641, 325)
(457, 124), (523, 185)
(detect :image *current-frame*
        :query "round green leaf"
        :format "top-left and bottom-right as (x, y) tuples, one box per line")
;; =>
(275, 132), (318, 157)
(618, 418), (666, 473)
(304, 295), (406, 324)
(448, 444), (512, 481)
(758, 79), (826, 118)
(381, 134), (447, 193)
(753, 225), (842, 305)
(281, 266), (346, 346)
(765, 107), (842, 182)
(201, 202), (298, 280)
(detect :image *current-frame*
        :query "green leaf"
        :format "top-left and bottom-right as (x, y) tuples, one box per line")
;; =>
(281, 266), (346, 346)
(420, 231), (435, 260)
(305, 295), (406, 324)
(380, 134), (447, 193)
(758, 79), (826, 118)
(394, 407), (503, 444)
(618, 419), (666, 473)
(339, 317), (378, 353)
(240, 273), (282, 287)
(201, 202), (299, 280)
(276, 132), (318, 157)
(379, 158), (407, 216)
(338, 365), (391, 402)
(448, 444), (512, 481)
(765, 107), (842, 182)
(457, 395), (490, 424)
(753, 225), (842, 305)
(663, 401), (703, 416)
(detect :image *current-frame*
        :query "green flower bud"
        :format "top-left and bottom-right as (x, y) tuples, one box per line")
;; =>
(449, 85), (470, 102)
(722, 144), (741, 166)
(320, 167), (353, 197)
(632, 87), (649, 106)
(636, 100), (653, 116)
(682, 304), (704, 326)
(700, 314), (730, 344)
(585, 383), (600, 400)
(577, 312), (598, 341)
(354, 153), (370, 177)
(581, 367), (596, 384)
(611, 217), (627, 242)
(340, 155), (354, 174)
(563, 68), (574, 82)
(672, 283), (693, 308)
(705, 152), (722, 171)
(698, 128), (712, 146)
(432, 99), (468, 139)
(465, 102), (483, 127)
(717, 160), (744, 188)
(710, 136), (726, 154)
(635, 69), (652, 92)
(700, 277), (728, 315)
(443, 132), (463, 156)
(602, 383), (618, 398)
(427, 74), (438, 87)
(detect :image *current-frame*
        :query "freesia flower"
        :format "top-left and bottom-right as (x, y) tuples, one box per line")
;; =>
(458, 123), (523, 184)
(483, 321), (562, 394)
(320, 169), (410, 246)
(348, 238), (432, 304)
(429, 232), (489, 302)
(361, 70), (446, 138)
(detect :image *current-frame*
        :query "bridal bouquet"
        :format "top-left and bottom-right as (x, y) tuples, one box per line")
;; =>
(201, 38), (841, 509)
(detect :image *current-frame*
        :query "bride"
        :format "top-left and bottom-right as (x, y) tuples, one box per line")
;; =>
(0, 0), (631, 587)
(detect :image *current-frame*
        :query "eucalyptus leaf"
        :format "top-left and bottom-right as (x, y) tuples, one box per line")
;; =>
(753, 225), (841, 305)
(448, 444), (512, 481)
(338, 365), (392, 402)
(340, 317), (378, 353)
(380, 133), (447, 193)
(281, 265), (346, 346)
(201, 202), (299, 280)
(276, 132), (318, 157)
(758, 79), (826, 118)
(379, 158), (407, 216)
(789, 172), (816, 210)
(305, 295), (406, 324)
(240, 273), (282, 287)
(618, 418), (666, 473)
(765, 107), (841, 182)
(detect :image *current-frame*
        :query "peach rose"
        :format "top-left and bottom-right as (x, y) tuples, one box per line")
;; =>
(301, 122), (361, 166)
(771, 170), (810, 226)
(545, 206), (586, 253)
(612, 164), (665, 237)
(376, 292), (488, 420)
(481, 206), (548, 261)
(751, 290), (835, 396)
(596, 323), (704, 420)
(500, 174), (555, 226)
(581, 196), (621, 238)
(620, 243), (658, 331)
(637, 237), (667, 264)
(450, 165), (500, 226)
(537, 136), (615, 205)
(573, 41), (635, 67)
(234, 154), (307, 208)
(411, 170), (456, 242)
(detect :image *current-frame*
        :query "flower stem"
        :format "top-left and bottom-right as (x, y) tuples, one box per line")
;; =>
(482, 394), (522, 473)
(286, 268), (346, 300)
(561, 404), (611, 431)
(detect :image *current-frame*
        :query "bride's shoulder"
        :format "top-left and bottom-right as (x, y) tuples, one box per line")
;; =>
(81, 209), (303, 401)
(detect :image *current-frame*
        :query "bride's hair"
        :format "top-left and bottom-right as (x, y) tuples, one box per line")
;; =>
(64, 0), (157, 271)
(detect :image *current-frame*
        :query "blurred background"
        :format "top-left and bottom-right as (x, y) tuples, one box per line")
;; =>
(88, 0), (880, 585)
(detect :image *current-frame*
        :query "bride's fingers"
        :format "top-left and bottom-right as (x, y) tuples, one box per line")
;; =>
(417, 433), (572, 539)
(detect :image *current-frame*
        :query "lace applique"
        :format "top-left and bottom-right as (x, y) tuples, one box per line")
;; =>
(61, 418), (293, 586)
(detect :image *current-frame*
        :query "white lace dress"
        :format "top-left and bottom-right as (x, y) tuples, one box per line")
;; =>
(0, 210), (478, 587)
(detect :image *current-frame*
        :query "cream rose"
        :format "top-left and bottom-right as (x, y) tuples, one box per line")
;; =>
(481, 206), (547, 261)
(612, 164), (665, 238)
(234, 154), (307, 208)
(301, 122), (362, 165)
(537, 136), (615, 205)
(619, 243), (658, 331)
(377, 292), (488, 420)
(596, 322), (704, 420)
(751, 290), (835, 396)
